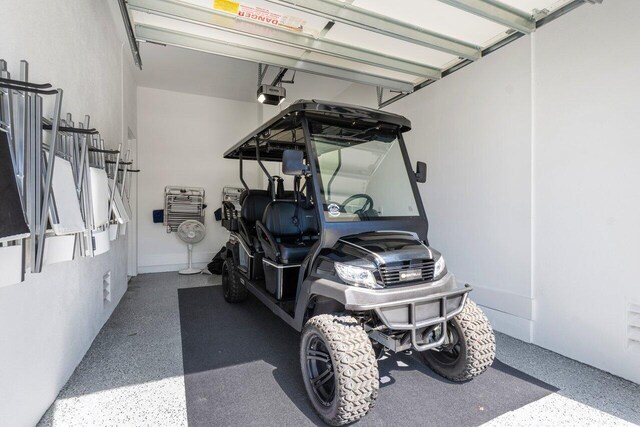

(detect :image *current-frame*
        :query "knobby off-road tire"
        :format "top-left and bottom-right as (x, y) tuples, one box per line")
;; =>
(221, 258), (248, 303)
(422, 299), (496, 381)
(300, 314), (379, 426)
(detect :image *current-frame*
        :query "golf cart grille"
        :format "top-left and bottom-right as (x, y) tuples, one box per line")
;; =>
(379, 259), (435, 285)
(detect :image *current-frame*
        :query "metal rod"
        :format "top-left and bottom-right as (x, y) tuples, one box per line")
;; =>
(267, 0), (481, 60)
(127, 0), (442, 78)
(438, 0), (535, 34)
(379, 0), (585, 109)
(35, 89), (63, 272)
(134, 24), (415, 93)
(108, 143), (123, 221)
(271, 68), (289, 87)
(118, 0), (143, 69)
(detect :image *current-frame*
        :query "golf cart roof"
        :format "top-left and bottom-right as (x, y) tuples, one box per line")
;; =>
(223, 99), (412, 162)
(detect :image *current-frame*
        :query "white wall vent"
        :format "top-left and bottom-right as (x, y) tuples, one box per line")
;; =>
(628, 303), (640, 351)
(103, 272), (112, 304)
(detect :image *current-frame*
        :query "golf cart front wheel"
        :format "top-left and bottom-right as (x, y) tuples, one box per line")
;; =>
(422, 299), (496, 381)
(300, 314), (379, 426)
(221, 258), (248, 303)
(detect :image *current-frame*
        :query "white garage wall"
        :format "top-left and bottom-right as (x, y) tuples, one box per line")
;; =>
(532, 0), (640, 384)
(366, 1), (639, 383)
(0, 1), (137, 425)
(136, 87), (261, 273)
(390, 37), (535, 341)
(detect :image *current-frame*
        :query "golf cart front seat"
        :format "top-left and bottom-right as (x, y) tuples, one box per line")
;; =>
(238, 190), (272, 250)
(256, 201), (318, 264)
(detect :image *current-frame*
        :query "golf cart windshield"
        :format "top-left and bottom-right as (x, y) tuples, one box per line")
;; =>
(309, 120), (420, 222)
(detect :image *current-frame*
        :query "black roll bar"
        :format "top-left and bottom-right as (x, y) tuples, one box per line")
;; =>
(238, 151), (249, 190)
(255, 140), (272, 180)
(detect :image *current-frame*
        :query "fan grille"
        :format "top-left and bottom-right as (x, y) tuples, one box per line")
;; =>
(177, 220), (206, 244)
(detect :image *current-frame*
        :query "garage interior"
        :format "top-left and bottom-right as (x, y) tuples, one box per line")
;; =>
(1, 0), (639, 426)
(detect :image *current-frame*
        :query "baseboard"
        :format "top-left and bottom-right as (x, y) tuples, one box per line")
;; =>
(138, 262), (208, 274)
(461, 282), (533, 321)
(479, 305), (533, 342)
(138, 251), (215, 269)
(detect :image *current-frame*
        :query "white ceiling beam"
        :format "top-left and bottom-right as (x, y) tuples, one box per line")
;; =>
(438, 0), (536, 34)
(267, 0), (481, 60)
(127, 0), (441, 79)
(134, 24), (416, 92)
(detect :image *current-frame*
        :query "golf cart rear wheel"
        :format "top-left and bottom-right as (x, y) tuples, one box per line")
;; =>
(300, 314), (379, 426)
(422, 299), (495, 381)
(221, 258), (248, 303)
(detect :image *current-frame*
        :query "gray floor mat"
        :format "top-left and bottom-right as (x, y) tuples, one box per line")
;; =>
(178, 285), (557, 427)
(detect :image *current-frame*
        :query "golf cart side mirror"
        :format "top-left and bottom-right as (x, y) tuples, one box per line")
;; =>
(282, 149), (308, 175)
(415, 161), (427, 183)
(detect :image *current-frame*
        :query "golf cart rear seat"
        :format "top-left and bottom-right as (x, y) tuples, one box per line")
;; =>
(256, 200), (318, 265)
(238, 190), (272, 250)
(236, 179), (301, 248)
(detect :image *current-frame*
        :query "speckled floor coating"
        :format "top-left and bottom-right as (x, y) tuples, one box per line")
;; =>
(483, 333), (640, 426)
(38, 272), (217, 427)
(38, 272), (639, 426)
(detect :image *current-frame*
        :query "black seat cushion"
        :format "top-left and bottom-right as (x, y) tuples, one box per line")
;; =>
(278, 242), (315, 264)
(240, 190), (272, 223)
(258, 200), (318, 264)
(262, 201), (318, 237)
(239, 190), (272, 248)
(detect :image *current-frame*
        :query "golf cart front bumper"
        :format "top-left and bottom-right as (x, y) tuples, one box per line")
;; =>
(309, 272), (470, 352)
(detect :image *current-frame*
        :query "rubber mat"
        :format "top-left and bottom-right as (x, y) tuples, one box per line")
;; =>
(178, 286), (557, 427)
(0, 131), (29, 242)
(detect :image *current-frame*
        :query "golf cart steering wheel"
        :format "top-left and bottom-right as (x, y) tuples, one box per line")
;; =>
(341, 194), (374, 214)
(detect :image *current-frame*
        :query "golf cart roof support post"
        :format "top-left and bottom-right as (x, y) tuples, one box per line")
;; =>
(238, 151), (249, 190)
(299, 114), (328, 274)
(326, 149), (341, 201)
(255, 140), (272, 195)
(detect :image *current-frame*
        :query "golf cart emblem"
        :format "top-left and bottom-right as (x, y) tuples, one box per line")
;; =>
(399, 269), (421, 281)
(328, 203), (340, 217)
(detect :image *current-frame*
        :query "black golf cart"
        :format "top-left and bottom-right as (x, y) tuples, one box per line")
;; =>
(221, 100), (495, 426)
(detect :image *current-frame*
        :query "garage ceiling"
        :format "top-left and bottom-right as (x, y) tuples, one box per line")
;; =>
(121, 0), (589, 106)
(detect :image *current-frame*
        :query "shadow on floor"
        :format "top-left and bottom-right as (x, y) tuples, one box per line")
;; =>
(54, 273), (218, 400)
(179, 285), (556, 427)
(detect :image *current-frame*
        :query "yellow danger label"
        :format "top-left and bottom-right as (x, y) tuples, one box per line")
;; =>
(213, 0), (240, 14)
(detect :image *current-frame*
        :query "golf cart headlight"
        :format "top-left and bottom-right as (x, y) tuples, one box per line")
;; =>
(434, 256), (446, 279)
(334, 262), (379, 288)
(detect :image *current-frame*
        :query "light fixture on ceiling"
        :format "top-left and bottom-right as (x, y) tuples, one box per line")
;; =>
(257, 84), (286, 105)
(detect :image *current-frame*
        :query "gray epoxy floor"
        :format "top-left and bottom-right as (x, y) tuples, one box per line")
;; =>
(39, 272), (640, 427)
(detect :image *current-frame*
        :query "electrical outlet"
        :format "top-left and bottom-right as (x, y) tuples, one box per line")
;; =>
(103, 271), (112, 304)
